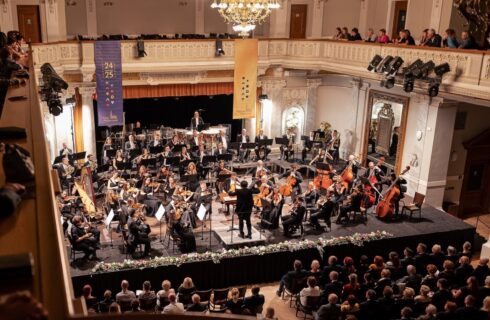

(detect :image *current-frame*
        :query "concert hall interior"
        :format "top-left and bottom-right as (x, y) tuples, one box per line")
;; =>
(1, 1), (490, 319)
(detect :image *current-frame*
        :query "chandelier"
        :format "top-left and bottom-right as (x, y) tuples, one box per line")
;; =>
(211, 0), (281, 37)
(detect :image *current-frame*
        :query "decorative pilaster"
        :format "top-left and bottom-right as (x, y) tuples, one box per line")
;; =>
(44, 0), (67, 42)
(268, 0), (289, 38)
(260, 78), (287, 139)
(310, 0), (324, 38)
(305, 78), (322, 134)
(195, 0), (205, 35)
(86, 0), (98, 37)
(0, 0), (14, 32)
(79, 86), (97, 157)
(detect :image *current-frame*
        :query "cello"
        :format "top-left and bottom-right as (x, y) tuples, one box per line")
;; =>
(375, 166), (410, 218)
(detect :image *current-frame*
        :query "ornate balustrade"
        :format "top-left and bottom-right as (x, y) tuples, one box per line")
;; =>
(31, 39), (490, 100)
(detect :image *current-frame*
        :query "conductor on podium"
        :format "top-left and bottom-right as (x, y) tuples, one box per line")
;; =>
(228, 180), (259, 239)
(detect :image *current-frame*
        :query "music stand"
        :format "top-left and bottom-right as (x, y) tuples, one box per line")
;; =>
(53, 155), (65, 165)
(172, 144), (185, 153)
(129, 149), (139, 161)
(275, 137), (288, 146)
(258, 139), (273, 147)
(217, 153), (232, 162)
(229, 142), (240, 151)
(70, 151), (86, 162)
(149, 146), (163, 154)
(141, 158), (156, 168)
(197, 123), (210, 131)
(105, 149), (116, 158)
(167, 156), (180, 167)
(179, 174), (198, 183)
(260, 198), (272, 211)
(203, 155), (217, 165)
(98, 164), (110, 173)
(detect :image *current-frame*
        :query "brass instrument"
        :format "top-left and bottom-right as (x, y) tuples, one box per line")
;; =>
(63, 164), (75, 177)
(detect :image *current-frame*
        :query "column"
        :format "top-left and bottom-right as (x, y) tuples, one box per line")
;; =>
(79, 86), (97, 157)
(403, 94), (457, 208)
(305, 78), (322, 134)
(195, 0), (205, 35)
(309, 0), (324, 38)
(269, 0), (289, 38)
(355, 81), (371, 159)
(44, 0), (67, 42)
(260, 78), (287, 139)
(0, 0), (14, 32)
(86, 0), (98, 37)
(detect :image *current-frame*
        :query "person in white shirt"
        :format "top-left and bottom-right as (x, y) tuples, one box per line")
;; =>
(299, 276), (321, 306)
(162, 293), (185, 314)
(218, 130), (228, 150)
(115, 280), (136, 301)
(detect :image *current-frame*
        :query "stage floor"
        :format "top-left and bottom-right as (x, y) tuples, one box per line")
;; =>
(69, 201), (475, 277)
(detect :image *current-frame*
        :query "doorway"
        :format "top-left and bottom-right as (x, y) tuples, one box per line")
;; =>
(290, 4), (307, 39)
(17, 5), (42, 43)
(391, 1), (408, 40)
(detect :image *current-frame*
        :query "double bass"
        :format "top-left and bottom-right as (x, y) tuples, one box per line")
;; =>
(375, 166), (410, 218)
(313, 163), (333, 190)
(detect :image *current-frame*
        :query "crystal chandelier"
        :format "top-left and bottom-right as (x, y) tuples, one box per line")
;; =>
(211, 0), (281, 37)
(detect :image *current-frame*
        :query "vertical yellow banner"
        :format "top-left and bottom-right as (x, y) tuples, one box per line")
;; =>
(233, 39), (258, 119)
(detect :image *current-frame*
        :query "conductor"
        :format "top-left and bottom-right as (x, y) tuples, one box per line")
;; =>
(228, 180), (259, 239)
(190, 110), (204, 130)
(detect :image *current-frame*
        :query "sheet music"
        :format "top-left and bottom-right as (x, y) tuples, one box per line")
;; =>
(155, 204), (166, 221)
(197, 204), (207, 221)
(105, 209), (115, 226)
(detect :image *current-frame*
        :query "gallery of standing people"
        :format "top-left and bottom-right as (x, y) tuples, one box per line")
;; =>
(1, 0), (490, 319)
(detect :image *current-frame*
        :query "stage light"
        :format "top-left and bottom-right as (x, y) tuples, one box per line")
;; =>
(259, 94), (268, 100)
(215, 39), (225, 56)
(40, 63), (68, 91)
(48, 99), (63, 116)
(434, 63), (450, 77)
(403, 74), (415, 93)
(385, 56), (404, 76)
(376, 55), (393, 73)
(367, 55), (383, 71)
(413, 61), (435, 79)
(137, 39), (147, 58)
(428, 78), (440, 97)
(403, 59), (423, 76)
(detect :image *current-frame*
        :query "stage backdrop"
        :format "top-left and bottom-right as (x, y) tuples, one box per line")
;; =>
(233, 39), (258, 119)
(95, 41), (124, 126)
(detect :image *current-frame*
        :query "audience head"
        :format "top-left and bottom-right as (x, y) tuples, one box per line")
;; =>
(485, 276), (490, 287)
(328, 293), (338, 304)
(293, 259), (302, 271)
(407, 265), (417, 275)
(479, 258), (489, 267)
(108, 302), (121, 313)
(401, 306), (413, 318)
(328, 255), (338, 265)
(417, 242), (427, 253)
(378, 28), (386, 36)
(130, 299), (140, 310)
(427, 29), (436, 38)
(443, 260), (454, 271)
(348, 273), (358, 285)
(311, 259), (320, 272)
(463, 241), (471, 252)
(459, 255), (470, 265)
(381, 268), (391, 279)
(330, 271), (339, 281)
(307, 276), (317, 288)
(447, 245), (456, 255)
(265, 307), (275, 319)
(366, 289), (376, 300)
(425, 304), (437, 316)
(464, 295), (475, 307)
(143, 280), (151, 292)
(82, 284), (92, 298)
(426, 264), (437, 276)
(432, 244), (441, 253)
(419, 285), (430, 297)
(445, 301), (457, 312)
(383, 286), (393, 298)
(373, 255), (384, 268)
(161, 280), (171, 291)
(121, 280), (129, 291)
(437, 278), (448, 290)
(461, 31), (469, 40)
(482, 296), (490, 312)
(103, 290), (112, 300)
(251, 285), (260, 295)
(191, 293), (200, 304)
(182, 277), (194, 289)
(402, 287), (415, 299)
(404, 247), (413, 257)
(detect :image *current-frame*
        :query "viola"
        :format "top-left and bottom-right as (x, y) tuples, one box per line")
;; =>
(375, 166), (410, 218)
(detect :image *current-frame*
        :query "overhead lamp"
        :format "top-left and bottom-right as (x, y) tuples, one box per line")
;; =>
(367, 55), (383, 71)
(413, 61), (435, 79)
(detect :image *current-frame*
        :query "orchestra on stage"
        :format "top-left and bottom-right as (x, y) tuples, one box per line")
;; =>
(55, 110), (408, 261)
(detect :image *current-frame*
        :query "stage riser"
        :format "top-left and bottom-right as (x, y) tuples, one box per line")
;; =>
(72, 227), (474, 298)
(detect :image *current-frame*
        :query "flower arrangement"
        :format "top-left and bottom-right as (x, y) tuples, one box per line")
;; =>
(285, 109), (300, 130)
(92, 231), (393, 273)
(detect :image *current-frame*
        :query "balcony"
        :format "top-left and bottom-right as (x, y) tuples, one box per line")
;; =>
(31, 39), (490, 101)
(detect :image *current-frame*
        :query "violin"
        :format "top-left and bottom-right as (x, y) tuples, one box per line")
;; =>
(375, 166), (410, 218)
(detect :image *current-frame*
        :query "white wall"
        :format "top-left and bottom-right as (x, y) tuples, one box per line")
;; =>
(444, 103), (490, 204)
(405, 0), (433, 35)
(65, 0), (87, 37)
(96, 0), (196, 35)
(321, 0), (362, 37)
(203, 0), (228, 34)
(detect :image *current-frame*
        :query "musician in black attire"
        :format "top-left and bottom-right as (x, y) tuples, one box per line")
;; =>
(192, 181), (213, 227)
(301, 132), (315, 163)
(389, 173), (406, 216)
(236, 128), (251, 162)
(390, 126), (399, 157)
(167, 200), (196, 253)
(193, 144), (208, 179)
(124, 134), (139, 153)
(190, 111), (204, 130)
(280, 132), (295, 161)
(228, 180), (259, 239)
(282, 197), (306, 237)
(340, 155), (360, 190)
(70, 216), (100, 261)
(254, 129), (271, 160)
(128, 210), (151, 257)
(280, 165), (303, 197)
(336, 187), (362, 224)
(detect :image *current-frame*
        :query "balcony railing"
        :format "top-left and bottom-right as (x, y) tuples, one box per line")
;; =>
(31, 39), (490, 100)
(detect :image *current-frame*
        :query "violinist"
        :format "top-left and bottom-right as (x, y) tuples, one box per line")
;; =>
(261, 186), (283, 230)
(192, 181), (213, 227)
(193, 144), (208, 179)
(168, 199), (197, 253)
(107, 171), (121, 191)
(113, 150), (125, 170)
(179, 146), (192, 162)
(128, 210), (151, 257)
(303, 182), (319, 207)
(139, 177), (161, 217)
(119, 197), (136, 229)
(184, 162), (199, 191)
(163, 176), (178, 201)
(254, 129), (271, 160)
(309, 195), (333, 231)
(156, 165), (171, 182)
(70, 216), (101, 261)
(336, 187), (363, 224)
(215, 160), (231, 194)
(135, 165), (149, 188)
(254, 175), (272, 209)
(280, 164), (303, 197)
(282, 196), (306, 237)
(105, 190), (120, 213)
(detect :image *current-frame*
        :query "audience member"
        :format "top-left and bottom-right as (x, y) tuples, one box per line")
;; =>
(98, 290), (114, 313)
(364, 28), (377, 42)
(334, 27), (344, 40)
(421, 29), (441, 47)
(431, 279), (451, 312)
(127, 299), (143, 313)
(473, 258), (489, 286)
(359, 289), (378, 320)
(397, 306), (414, 320)
(442, 29), (459, 48)
(341, 27), (350, 39)
(376, 29), (390, 44)
(316, 293), (341, 320)
(419, 28), (429, 45)
(310, 259), (322, 277)
(414, 285), (431, 304)
(396, 29), (415, 45)
(225, 288), (243, 314)
(340, 294), (360, 317)
(459, 31), (477, 49)
(116, 280), (136, 301)
(264, 307), (278, 320)
(186, 294), (206, 312)
(276, 260), (308, 296)
(243, 285), (264, 314)
(156, 279), (172, 304)
(300, 276), (321, 305)
(177, 277), (196, 300)
(349, 28), (362, 41)
(455, 256), (474, 287)
(108, 302), (121, 314)
(455, 295), (486, 320)
(421, 264), (438, 291)
(162, 293), (184, 314)
(484, 31), (490, 50)
(436, 301), (457, 320)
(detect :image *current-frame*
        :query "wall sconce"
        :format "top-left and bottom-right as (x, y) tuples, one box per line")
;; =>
(66, 0), (77, 6)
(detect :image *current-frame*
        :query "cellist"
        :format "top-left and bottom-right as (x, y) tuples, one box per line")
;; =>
(339, 154), (360, 190)
(280, 164), (303, 198)
(364, 161), (385, 203)
(388, 173), (407, 216)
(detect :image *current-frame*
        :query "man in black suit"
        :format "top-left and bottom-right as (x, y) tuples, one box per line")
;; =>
(422, 29), (442, 47)
(276, 260), (308, 296)
(254, 129), (270, 160)
(190, 110), (204, 130)
(316, 293), (341, 320)
(128, 211), (151, 257)
(236, 128), (251, 162)
(359, 289), (379, 320)
(217, 130), (229, 151)
(59, 142), (73, 157)
(228, 180), (259, 239)
(282, 196), (306, 236)
(390, 126), (399, 157)
(280, 132), (295, 161)
(320, 271), (343, 303)
(124, 134), (139, 155)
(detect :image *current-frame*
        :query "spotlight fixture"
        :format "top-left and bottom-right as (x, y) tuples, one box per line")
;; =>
(403, 73), (415, 92)
(258, 94), (269, 100)
(380, 76), (395, 89)
(136, 39), (147, 58)
(385, 56), (404, 77)
(413, 61), (435, 79)
(215, 39), (225, 56)
(434, 63), (450, 77)
(367, 55), (383, 71)
(403, 59), (423, 76)
(39, 63), (68, 116)
(48, 99), (63, 116)
(376, 55), (393, 73)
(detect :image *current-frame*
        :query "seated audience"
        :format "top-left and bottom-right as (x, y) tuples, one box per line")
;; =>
(127, 299), (142, 313)
(459, 31), (477, 49)
(98, 290), (114, 313)
(455, 256), (474, 287)
(162, 293), (184, 314)
(414, 285), (431, 304)
(376, 29), (390, 43)
(264, 307), (278, 320)
(108, 302), (121, 314)
(455, 295), (486, 320)
(421, 29), (442, 47)
(472, 258), (489, 286)
(116, 280), (136, 302)
(348, 28), (362, 41)
(81, 284), (98, 310)
(431, 279), (452, 312)
(186, 294), (206, 312)
(341, 294), (360, 317)
(310, 259), (322, 277)
(334, 27), (344, 40)
(364, 28), (377, 42)
(225, 288), (243, 314)
(359, 289), (378, 320)
(300, 276), (321, 306)
(156, 280), (172, 306)
(276, 259), (308, 296)
(243, 285), (264, 314)
(442, 29), (459, 48)
(396, 29), (415, 45)
(177, 277), (196, 303)
(316, 293), (341, 320)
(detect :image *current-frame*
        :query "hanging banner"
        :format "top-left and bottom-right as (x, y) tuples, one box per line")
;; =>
(95, 41), (123, 126)
(233, 39), (258, 119)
